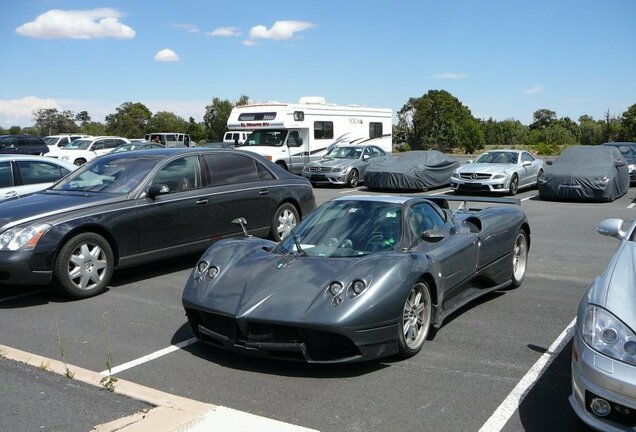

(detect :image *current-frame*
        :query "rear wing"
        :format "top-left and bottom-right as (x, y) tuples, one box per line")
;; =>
(421, 195), (521, 210)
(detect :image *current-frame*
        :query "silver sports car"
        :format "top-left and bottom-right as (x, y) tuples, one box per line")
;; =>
(450, 149), (543, 195)
(301, 144), (388, 187)
(570, 218), (636, 431)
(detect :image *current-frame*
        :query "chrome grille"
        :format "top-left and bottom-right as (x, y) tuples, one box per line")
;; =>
(460, 172), (491, 180)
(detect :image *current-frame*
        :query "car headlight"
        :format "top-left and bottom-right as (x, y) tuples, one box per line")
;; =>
(451, 171), (459, 179)
(331, 167), (344, 173)
(0, 223), (51, 251)
(593, 176), (610, 187)
(582, 305), (636, 367)
(193, 259), (219, 283)
(492, 173), (506, 180)
(628, 164), (635, 173)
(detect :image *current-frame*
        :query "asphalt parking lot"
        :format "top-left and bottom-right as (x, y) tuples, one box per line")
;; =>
(2, 178), (635, 431)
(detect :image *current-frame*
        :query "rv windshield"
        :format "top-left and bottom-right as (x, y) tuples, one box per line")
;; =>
(240, 129), (288, 147)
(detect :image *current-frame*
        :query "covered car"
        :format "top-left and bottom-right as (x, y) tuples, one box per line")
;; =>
(364, 150), (459, 191)
(182, 194), (530, 363)
(570, 218), (636, 430)
(538, 146), (629, 202)
(602, 142), (636, 183)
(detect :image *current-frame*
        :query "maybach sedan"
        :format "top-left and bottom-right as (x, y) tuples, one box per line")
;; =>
(183, 194), (530, 363)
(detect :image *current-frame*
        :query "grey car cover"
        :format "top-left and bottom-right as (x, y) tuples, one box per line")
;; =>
(364, 151), (459, 190)
(538, 146), (629, 202)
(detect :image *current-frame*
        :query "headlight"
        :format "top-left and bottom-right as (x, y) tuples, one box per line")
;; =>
(351, 280), (366, 295)
(331, 167), (343, 173)
(492, 173), (506, 180)
(451, 171), (459, 179)
(593, 176), (610, 187)
(582, 305), (636, 367)
(0, 223), (51, 251)
(329, 282), (344, 296)
(628, 164), (635, 173)
(194, 260), (219, 282)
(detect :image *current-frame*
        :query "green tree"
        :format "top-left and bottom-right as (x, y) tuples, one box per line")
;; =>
(33, 108), (78, 135)
(75, 111), (91, 128)
(186, 117), (206, 144)
(147, 111), (188, 133)
(529, 109), (557, 130)
(578, 115), (603, 146)
(203, 97), (234, 141)
(236, 94), (250, 107)
(619, 103), (636, 141)
(105, 102), (152, 138)
(499, 119), (528, 147)
(601, 110), (623, 143)
(8, 126), (22, 135)
(557, 116), (581, 142)
(81, 122), (107, 136)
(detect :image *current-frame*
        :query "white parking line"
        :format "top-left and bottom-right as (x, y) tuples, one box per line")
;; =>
(628, 203), (635, 209)
(100, 337), (198, 375)
(521, 195), (537, 202)
(478, 317), (576, 432)
(339, 187), (364, 194)
(0, 289), (49, 304)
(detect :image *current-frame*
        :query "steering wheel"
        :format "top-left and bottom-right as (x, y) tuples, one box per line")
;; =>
(365, 232), (385, 250)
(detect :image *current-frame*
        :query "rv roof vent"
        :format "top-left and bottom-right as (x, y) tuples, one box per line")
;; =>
(299, 96), (326, 105)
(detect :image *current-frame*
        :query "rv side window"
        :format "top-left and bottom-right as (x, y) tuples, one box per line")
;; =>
(314, 121), (334, 140)
(370, 122), (383, 139)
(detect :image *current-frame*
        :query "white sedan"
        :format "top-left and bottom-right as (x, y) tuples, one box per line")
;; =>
(0, 155), (77, 201)
(450, 150), (543, 195)
(47, 136), (130, 165)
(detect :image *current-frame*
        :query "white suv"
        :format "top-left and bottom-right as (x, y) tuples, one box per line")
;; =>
(223, 131), (251, 146)
(47, 136), (130, 165)
(43, 134), (93, 152)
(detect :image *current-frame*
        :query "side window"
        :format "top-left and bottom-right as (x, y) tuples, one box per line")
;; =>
(153, 156), (201, 192)
(204, 153), (260, 186)
(372, 146), (385, 157)
(0, 161), (13, 187)
(16, 137), (27, 147)
(407, 204), (446, 238)
(314, 121), (334, 139)
(521, 152), (534, 163)
(224, 132), (231, 141)
(362, 147), (372, 158)
(256, 161), (275, 180)
(61, 137), (70, 146)
(92, 140), (105, 150)
(287, 131), (302, 147)
(369, 122), (383, 139)
(17, 160), (64, 185)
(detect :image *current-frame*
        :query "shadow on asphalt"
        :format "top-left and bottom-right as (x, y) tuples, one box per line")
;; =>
(109, 252), (201, 287)
(518, 339), (592, 431)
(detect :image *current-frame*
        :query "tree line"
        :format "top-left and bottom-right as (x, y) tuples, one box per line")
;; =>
(2, 90), (635, 154)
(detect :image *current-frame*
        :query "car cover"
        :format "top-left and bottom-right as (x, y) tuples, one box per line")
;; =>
(364, 150), (459, 190)
(538, 146), (629, 202)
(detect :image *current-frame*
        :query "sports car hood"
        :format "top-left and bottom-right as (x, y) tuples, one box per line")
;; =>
(456, 163), (513, 174)
(600, 241), (636, 330)
(306, 158), (356, 170)
(0, 190), (124, 230)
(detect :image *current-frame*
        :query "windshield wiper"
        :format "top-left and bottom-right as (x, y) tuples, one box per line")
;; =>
(290, 231), (308, 257)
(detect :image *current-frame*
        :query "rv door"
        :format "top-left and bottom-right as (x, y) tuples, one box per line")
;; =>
(286, 130), (306, 173)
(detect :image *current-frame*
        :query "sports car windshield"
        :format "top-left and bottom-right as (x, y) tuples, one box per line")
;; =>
(474, 152), (518, 164)
(325, 146), (363, 159)
(275, 200), (403, 257)
(52, 155), (162, 194)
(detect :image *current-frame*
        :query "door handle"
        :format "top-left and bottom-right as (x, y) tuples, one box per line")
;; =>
(259, 189), (269, 196)
(196, 198), (208, 205)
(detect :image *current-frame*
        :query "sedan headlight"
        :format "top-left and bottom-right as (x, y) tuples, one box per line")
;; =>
(331, 167), (344, 173)
(0, 224), (51, 251)
(582, 305), (636, 366)
(451, 170), (459, 179)
(492, 173), (506, 180)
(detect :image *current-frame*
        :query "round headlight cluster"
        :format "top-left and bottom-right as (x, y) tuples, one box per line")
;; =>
(329, 282), (344, 296)
(207, 266), (219, 279)
(197, 261), (209, 273)
(352, 280), (366, 295)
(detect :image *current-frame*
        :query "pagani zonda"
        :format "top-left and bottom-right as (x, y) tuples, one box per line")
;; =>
(182, 195), (530, 363)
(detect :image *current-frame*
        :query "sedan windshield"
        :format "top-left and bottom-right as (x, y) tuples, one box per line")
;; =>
(62, 139), (92, 150)
(52, 155), (162, 194)
(275, 200), (403, 257)
(325, 146), (363, 159)
(240, 130), (288, 147)
(43, 137), (59, 146)
(474, 152), (519, 164)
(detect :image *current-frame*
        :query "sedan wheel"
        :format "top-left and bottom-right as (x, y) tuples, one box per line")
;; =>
(511, 230), (528, 288)
(508, 174), (519, 196)
(347, 169), (360, 188)
(270, 203), (299, 241)
(54, 233), (114, 299)
(398, 281), (432, 357)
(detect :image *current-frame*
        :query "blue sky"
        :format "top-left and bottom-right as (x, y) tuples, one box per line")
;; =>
(1, 0), (635, 128)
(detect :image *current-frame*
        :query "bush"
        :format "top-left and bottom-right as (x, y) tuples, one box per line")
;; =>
(533, 142), (561, 156)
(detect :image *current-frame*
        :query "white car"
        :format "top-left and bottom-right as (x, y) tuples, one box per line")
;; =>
(47, 136), (130, 165)
(43, 134), (93, 152)
(0, 155), (77, 201)
(450, 149), (544, 195)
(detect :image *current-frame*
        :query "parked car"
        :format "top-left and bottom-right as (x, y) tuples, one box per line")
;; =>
(145, 133), (192, 148)
(0, 135), (49, 156)
(223, 131), (251, 146)
(364, 151), (459, 191)
(107, 142), (165, 154)
(570, 218), (636, 430)
(538, 146), (629, 202)
(47, 136), (130, 165)
(451, 149), (544, 195)
(301, 144), (388, 187)
(602, 142), (636, 183)
(0, 148), (315, 299)
(199, 142), (235, 149)
(0, 155), (76, 201)
(43, 134), (92, 152)
(182, 194), (529, 363)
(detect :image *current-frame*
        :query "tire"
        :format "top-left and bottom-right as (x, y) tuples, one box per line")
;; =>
(397, 281), (432, 358)
(54, 233), (114, 299)
(270, 203), (299, 241)
(275, 161), (288, 171)
(508, 174), (519, 196)
(74, 158), (87, 166)
(510, 230), (528, 288)
(347, 169), (360, 188)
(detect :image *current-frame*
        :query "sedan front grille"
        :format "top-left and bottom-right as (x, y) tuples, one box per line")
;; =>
(308, 167), (328, 173)
(460, 172), (492, 180)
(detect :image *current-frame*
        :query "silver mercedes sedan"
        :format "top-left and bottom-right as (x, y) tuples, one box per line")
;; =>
(450, 149), (543, 195)
(570, 218), (636, 431)
(301, 144), (388, 187)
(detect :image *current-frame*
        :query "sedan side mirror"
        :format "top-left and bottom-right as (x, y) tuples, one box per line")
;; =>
(466, 159), (473, 164)
(421, 230), (445, 242)
(615, 160), (626, 167)
(147, 184), (170, 199)
(522, 161), (532, 167)
(362, 154), (370, 161)
(545, 160), (553, 166)
(596, 218), (626, 240)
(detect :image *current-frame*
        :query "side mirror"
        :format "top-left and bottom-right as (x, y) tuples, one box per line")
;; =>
(546, 160), (553, 166)
(362, 154), (370, 161)
(147, 184), (169, 199)
(615, 160), (626, 167)
(421, 230), (445, 242)
(232, 217), (252, 237)
(466, 159), (473, 164)
(596, 218), (626, 240)
(522, 161), (532, 167)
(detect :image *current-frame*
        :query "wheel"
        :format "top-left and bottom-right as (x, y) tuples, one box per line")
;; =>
(275, 161), (288, 171)
(54, 233), (114, 299)
(510, 230), (528, 288)
(270, 203), (299, 241)
(347, 169), (360, 188)
(397, 281), (432, 358)
(74, 158), (87, 166)
(535, 169), (544, 188)
(508, 174), (519, 196)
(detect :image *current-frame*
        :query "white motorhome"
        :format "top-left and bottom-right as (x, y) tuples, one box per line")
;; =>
(227, 97), (392, 173)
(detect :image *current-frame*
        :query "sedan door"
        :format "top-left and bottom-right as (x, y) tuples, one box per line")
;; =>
(519, 152), (540, 187)
(14, 159), (72, 197)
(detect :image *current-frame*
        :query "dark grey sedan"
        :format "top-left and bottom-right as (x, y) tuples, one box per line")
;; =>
(0, 148), (315, 299)
(301, 144), (388, 187)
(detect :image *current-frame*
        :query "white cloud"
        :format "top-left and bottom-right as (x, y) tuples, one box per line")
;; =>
(247, 20), (314, 43)
(243, 39), (256, 47)
(524, 84), (544, 95)
(431, 72), (468, 80)
(15, 8), (135, 40)
(172, 24), (200, 33)
(208, 27), (241, 37)
(0, 96), (61, 127)
(155, 49), (180, 62)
